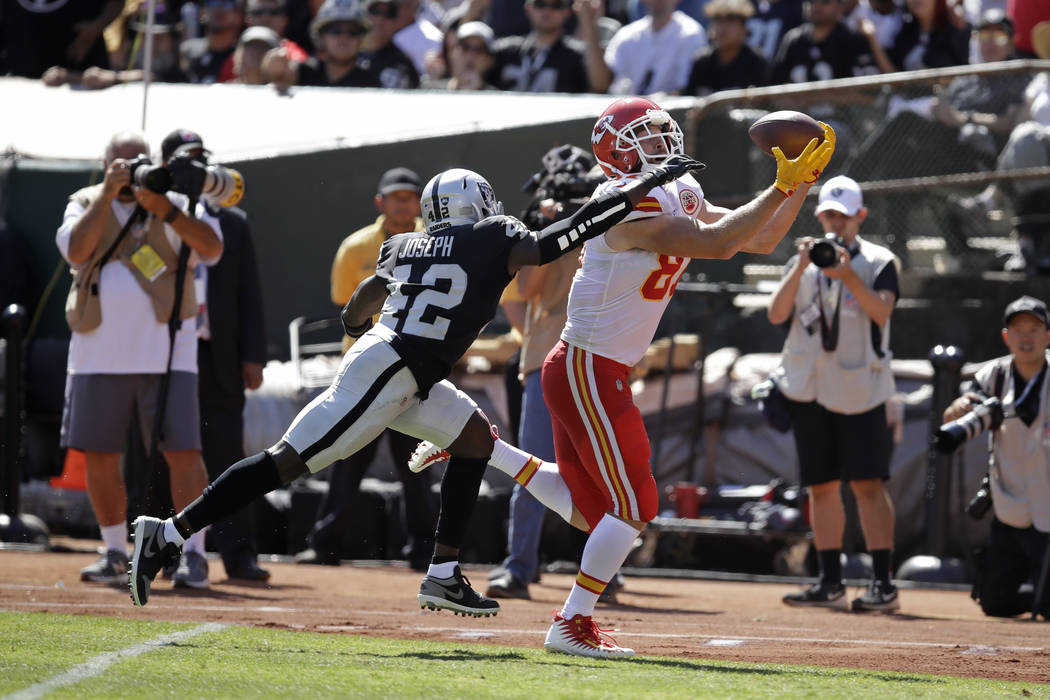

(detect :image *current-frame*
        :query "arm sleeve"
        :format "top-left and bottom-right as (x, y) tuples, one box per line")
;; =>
(533, 188), (632, 265)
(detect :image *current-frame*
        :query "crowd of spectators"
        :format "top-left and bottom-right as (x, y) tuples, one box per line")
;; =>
(2, 0), (1047, 97)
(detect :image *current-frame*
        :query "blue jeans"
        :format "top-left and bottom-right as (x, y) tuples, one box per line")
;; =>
(502, 370), (555, 584)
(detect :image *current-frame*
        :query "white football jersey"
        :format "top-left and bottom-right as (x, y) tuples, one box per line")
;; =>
(560, 173), (704, 367)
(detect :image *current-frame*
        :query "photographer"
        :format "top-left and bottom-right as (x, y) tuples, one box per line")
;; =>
(768, 175), (902, 612)
(942, 296), (1050, 619)
(58, 131), (222, 587)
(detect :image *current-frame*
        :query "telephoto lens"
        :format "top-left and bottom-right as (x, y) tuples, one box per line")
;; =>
(933, 396), (1004, 453)
(808, 238), (839, 268)
(127, 156), (172, 194)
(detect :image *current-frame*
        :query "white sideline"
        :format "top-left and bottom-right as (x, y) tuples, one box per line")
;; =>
(3, 622), (226, 700)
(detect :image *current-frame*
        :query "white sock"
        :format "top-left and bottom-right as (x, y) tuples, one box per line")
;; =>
(100, 523), (127, 554)
(184, 528), (207, 555)
(163, 519), (186, 547)
(561, 514), (639, 620)
(427, 561), (457, 579)
(488, 439), (572, 523)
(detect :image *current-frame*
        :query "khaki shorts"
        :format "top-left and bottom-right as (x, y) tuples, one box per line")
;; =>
(61, 372), (202, 452)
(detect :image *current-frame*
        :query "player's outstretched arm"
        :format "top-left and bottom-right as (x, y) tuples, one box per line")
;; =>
(507, 154), (705, 272)
(340, 274), (388, 338)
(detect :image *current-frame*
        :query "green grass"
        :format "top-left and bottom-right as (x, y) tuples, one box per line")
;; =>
(0, 611), (1046, 699)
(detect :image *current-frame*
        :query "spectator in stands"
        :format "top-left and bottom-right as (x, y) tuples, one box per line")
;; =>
(183, 0), (246, 83)
(245, 0), (311, 62)
(263, 0), (380, 87)
(872, 0), (969, 71)
(233, 25), (282, 83)
(57, 131), (221, 588)
(746, 0), (804, 59)
(848, 0), (905, 51)
(388, 0), (444, 78)
(360, 0), (422, 86)
(295, 167), (435, 569)
(42, 3), (189, 89)
(489, 0), (599, 92)
(421, 7), (469, 82)
(587, 0), (709, 94)
(770, 0), (878, 85)
(455, 0), (532, 38)
(684, 0), (770, 96)
(2, 0), (122, 79)
(423, 21), (499, 89)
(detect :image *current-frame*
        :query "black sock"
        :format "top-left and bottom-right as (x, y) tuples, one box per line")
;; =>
(818, 548), (842, 586)
(871, 549), (892, 585)
(434, 456), (488, 551)
(431, 555), (458, 566)
(176, 451), (283, 535)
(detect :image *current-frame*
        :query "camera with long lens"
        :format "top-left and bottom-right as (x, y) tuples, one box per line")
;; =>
(933, 396), (1004, 454)
(809, 238), (839, 268)
(521, 144), (601, 228)
(966, 474), (993, 519)
(122, 154), (245, 207)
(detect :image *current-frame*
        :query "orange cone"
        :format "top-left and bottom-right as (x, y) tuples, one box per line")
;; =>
(50, 449), (88, 491)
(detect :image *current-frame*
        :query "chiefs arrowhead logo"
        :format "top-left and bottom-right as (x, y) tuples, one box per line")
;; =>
(592, 115), (615, 145)
(679, 189), (699, 215)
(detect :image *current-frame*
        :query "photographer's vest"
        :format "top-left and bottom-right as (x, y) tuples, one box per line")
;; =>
(778, 236), (897, 415)
(64, 185), (196, 333)
(977, 354), (1050, 532)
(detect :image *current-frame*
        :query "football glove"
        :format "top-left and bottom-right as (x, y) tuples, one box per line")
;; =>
(772, 122), (837, 196)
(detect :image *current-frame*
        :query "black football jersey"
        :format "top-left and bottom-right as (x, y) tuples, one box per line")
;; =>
(374, 216), (527, 393)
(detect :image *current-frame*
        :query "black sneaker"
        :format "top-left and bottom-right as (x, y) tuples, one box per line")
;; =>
(128, 516), (181, 607)
(485, 572), (531, 600)
(782, 581), (847, 609)
(851, 580), (900, 612)
(418, 566), (500, 617)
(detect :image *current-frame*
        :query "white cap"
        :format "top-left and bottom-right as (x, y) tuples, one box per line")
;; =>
(815, 175), (864, 216)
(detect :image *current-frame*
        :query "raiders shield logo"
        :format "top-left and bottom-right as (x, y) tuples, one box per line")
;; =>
(679, 189), (699, 215)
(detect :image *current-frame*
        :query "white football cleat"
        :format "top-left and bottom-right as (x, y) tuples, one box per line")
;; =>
(408, 440), (450, 474)
(544, 612), (635, 659)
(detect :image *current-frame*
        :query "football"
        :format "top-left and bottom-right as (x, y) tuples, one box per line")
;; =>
(748, 111), (825, 159)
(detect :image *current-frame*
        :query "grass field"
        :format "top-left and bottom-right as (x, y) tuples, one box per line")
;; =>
(2, 611), (1047, 699)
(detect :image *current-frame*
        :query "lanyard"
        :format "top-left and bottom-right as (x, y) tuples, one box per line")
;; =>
(815, 274), (842, 352)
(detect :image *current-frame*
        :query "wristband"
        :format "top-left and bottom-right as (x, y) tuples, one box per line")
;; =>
(163, 204), (179, 224)
(344, 316), (373, 338)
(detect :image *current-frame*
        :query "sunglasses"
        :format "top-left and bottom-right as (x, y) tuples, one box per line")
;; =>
(247, 7), (284, 16)
(368, 3), (398, 18)
(531, 0), (570, 8)
(458, 41), (490, 54)
(324, 24), (367, 37)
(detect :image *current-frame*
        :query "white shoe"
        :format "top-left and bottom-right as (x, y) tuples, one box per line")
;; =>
(543, 612), (635, 659)
(408, 440), (450, 474)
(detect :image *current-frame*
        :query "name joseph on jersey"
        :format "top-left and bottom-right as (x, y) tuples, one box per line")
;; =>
(397, 234), (454, 259)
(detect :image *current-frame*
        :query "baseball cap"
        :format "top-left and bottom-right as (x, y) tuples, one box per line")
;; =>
(161, 129), (209, 161)
(815, 175), (864, 216)
(1003, 295), (1050, 327)
(456, 21), (494, 50)
(377, 167), (422, 195)
(976, 8), (1013, 35)
(239, 25), (280, 48)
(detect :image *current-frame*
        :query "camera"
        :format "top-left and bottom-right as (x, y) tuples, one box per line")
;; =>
(966, 474), (993, 519)
(122, 155), (245, 207)
(809, 238), (839, 268)
(521, 144), (601, 228)
(933, 396), (1004, 454)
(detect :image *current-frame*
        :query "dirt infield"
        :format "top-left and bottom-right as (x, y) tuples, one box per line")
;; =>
(2, 549), (1047, 684)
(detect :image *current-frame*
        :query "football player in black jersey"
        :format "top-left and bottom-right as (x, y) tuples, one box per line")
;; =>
(128, 155), (703, 611)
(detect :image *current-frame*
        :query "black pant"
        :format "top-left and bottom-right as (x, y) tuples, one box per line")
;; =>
(977, 517), (1050, 619)
(307, 428), (434, 557)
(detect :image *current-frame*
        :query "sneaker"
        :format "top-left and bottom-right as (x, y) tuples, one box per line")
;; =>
(80, 549), (129, 584)
(128, 516), (181, 607)
(408, 440), (449, 474)
(293, 548), (341, 566)
(485, 572), (531, 600)
(782, 581), (848, 609)
(173, 551), (210, 590)
(544, 612), (635, 659)
(598, 574), (622, 605)
(418, 566), (500, 617)
(851, 580), (900, 612)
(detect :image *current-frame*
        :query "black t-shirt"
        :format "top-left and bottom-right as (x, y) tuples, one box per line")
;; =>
(296, 57), (380, 87)
(747, 0), (804, 60)
(374, 216), (523, 392)
(771, 21), (877, 84)
(357, 43), (419, 89)
(2, 0), (110, 78)
(182, 38), (235, 84)
(684, 44), (770, 96)
(888, 15), (969, 71)
(490, 34), (589, 93)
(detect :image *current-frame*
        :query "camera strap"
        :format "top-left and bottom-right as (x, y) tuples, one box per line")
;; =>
(97, 204), (146, 270)
(816, 275), (842, 352)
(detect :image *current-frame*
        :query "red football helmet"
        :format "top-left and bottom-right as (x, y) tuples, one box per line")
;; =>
(591, 97), (684, 179)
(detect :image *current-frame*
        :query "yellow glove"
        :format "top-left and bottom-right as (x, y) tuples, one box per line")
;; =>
(772, 122), (837, 196)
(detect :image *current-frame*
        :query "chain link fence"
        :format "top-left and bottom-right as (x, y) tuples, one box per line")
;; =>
(680, 60), (1050, 276)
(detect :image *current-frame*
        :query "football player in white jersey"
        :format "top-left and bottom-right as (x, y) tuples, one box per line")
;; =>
(537, 96), (836, 658)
